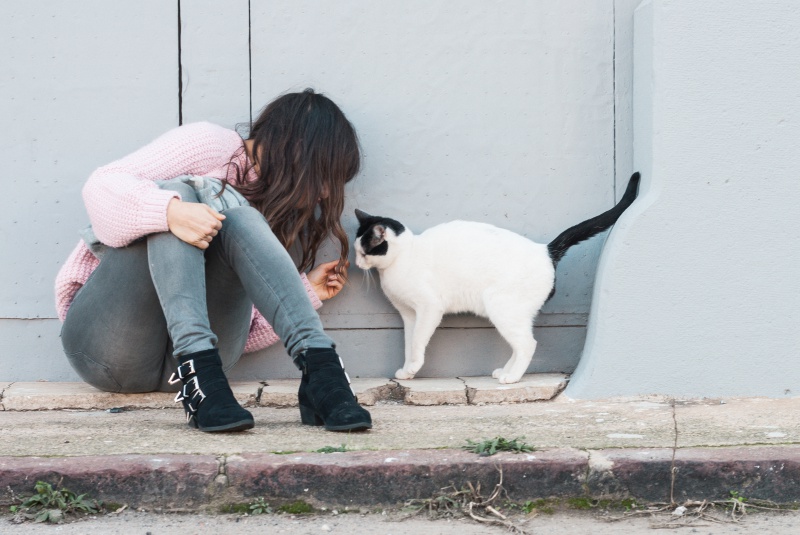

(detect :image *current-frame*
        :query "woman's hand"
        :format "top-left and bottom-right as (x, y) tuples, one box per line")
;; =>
(166, 198), (226, 249)
(308, 260), (349, 301)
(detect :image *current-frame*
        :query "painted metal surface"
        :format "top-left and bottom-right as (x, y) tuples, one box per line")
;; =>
(3, 0), (616, 382)
(1, 0), (179, 321)
(567, 0), (800, 398)
(244, 0), (615, 378)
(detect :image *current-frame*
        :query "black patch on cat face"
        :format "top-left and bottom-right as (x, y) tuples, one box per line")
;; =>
(359, 224), (390, 256)
(367, 239), (389, 256)
(354, 209), (406, 238)
(354, 209), (406, 257)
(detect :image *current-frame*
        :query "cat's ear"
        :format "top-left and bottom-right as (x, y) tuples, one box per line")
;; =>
(369, 225), (386, 249)
(355, 209), (372, 223)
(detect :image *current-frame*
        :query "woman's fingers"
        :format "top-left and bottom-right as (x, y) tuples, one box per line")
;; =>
(167, 199), (226, 249)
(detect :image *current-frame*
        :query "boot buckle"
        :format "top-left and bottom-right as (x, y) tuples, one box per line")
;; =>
(168, 359), (197, 385)
(185, 376), (207, 413)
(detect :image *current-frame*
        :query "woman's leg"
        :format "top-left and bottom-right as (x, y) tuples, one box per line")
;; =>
(145, 181), (253, 431)
(213, 206), (370, 431)
(60, 239), (173, 393)
(212, 205), (335, 360)
(146, 182), (218, 359)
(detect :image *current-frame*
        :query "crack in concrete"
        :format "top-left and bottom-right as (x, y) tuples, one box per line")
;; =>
(457, 377), (477, 404)
(215, 455), (230, 488)
(669, 398), (678, 505)
(581, 448), (593, 495)
(255, 382), (267, 405)
(0, 381), (14, 411)
(387, 379), (406, 402)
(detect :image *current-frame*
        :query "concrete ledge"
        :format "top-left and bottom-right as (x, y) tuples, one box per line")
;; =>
(226, 448), (587, 505)
(463, 374), (568, 404)
(1, 382), (262, 411)
(1, 375), (567, 411)
(2, 446), (798, 509)
(394, 378), (468, 405)
(0, 455), (220, 508)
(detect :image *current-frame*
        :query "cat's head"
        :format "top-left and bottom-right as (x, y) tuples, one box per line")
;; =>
(354, 209), (408, 270)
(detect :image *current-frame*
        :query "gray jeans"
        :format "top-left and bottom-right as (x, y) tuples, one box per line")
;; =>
(61, 181), (334, 393)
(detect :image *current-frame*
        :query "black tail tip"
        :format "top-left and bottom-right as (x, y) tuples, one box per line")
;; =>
(626, 172), (641, 196)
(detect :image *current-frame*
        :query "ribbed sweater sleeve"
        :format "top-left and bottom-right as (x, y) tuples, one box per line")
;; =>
(82, 122), (244, 247)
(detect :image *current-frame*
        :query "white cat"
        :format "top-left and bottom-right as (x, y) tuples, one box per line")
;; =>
(354, 172), (640, 384)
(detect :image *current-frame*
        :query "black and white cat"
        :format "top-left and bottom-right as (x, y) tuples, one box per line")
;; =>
(354, 172), (640, 384)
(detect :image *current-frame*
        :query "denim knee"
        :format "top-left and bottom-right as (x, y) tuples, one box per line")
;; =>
(157, 179), (200, 202)
(220, 205), (267, 228)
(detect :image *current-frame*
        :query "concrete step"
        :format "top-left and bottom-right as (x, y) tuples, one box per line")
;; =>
(0, 374), (567, 411)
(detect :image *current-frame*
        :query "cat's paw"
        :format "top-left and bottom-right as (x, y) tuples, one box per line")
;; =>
(491, 368), (504, 379)
(395, 368), (416, 380)
(497, 373), (523, 384)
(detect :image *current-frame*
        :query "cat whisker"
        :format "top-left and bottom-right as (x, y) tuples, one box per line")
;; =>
(359, 267), (375, 292)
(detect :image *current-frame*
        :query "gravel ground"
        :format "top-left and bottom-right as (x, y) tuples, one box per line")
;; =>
(3, 508), (800, 534)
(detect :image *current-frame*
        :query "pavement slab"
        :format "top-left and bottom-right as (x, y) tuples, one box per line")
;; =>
(0, 399), (677, 457)
(1, 383), (799, 510)
(675, 397), (800, 447)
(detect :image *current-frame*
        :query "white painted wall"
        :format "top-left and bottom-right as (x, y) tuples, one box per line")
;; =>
(1, 0), (615, 382)
(566, 0), (800, 398)
(238, 0), (615, 380)
(7, 1), (794, 397)
(1, 0), (178, 381)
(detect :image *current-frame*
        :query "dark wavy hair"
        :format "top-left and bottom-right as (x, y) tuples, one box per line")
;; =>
(227, 89), (361, 273)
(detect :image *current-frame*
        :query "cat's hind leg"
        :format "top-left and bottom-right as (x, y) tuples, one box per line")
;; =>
(485, 299), (538, 384)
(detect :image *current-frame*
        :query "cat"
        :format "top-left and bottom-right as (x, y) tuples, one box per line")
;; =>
(354, 172), (640, 384)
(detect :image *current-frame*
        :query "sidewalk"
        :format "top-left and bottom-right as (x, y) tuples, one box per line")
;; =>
(1, 376), (799, 510)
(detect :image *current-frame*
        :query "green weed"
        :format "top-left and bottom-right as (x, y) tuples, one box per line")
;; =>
(462, 436), (534, 456)
(9, 480), (101, 524)
(316, 444), (348, 454)
(249, 497), (272, 515)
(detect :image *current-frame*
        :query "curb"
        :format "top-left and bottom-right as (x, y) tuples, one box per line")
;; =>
(3, 446), (799, 509)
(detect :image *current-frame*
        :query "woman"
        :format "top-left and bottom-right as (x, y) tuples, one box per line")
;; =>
(56, 89), (371, 433)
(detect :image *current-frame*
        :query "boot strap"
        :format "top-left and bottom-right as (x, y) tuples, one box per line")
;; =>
(169, 359), (207, 419)
(168, 359), (197, 385)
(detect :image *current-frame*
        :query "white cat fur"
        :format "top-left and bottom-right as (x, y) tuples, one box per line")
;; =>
(355, 173), (640, 384)
(354, 220), (554, 384)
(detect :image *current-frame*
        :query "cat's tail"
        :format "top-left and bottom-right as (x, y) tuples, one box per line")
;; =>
(547, 172), (641, 265)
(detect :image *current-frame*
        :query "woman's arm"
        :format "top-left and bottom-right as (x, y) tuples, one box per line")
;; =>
(82, 122), (244, 247)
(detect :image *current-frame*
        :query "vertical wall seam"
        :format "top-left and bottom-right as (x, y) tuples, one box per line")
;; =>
(248, 0), (253, 125)
(177, 0), (183, 125)
(612, 0), (617, 200)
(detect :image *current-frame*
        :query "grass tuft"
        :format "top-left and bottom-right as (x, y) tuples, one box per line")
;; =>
(462, 436), (534, 456)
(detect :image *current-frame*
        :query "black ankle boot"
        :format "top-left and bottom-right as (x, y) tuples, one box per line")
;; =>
(296, 348), (372, 431)
(169, 348), (254, 432)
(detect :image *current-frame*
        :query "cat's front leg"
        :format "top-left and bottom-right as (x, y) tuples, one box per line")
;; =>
(394, 306), (416, 380)
(396, 308), (443, 380)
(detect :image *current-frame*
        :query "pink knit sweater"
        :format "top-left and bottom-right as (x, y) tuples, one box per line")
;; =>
(54, 122), (323, 353)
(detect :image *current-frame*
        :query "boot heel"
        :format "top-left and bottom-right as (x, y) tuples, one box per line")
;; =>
(299, 404), (324, 426)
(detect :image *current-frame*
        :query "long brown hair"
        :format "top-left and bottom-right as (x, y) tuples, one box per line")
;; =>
(228, 89), (360, 273)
